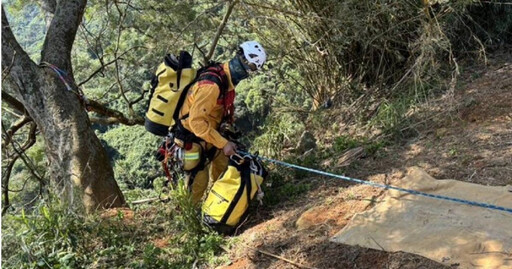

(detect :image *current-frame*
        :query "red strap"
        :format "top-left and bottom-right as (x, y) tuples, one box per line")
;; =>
(200, 64), (233, 122)
(217, 90), (235, 123)
(162, 161), (172, 180)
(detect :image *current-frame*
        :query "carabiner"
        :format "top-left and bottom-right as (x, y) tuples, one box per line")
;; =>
(230, 153), (245, 165)
(250, 160), (259, 173)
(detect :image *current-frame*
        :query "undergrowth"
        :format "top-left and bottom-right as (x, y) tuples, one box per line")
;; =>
(1, 180), (227, 268)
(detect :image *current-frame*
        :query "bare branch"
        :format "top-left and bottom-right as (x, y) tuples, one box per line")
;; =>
(205, 0), (239, 64)
(78, 46), (146, 87)
(195, 43), (208, 63)
(78, 24), (104, 64)
(11, 123), (45, 183)
(2, 8), (38, 82)
(89, 116), (144, 126)
(5, 177), (32, 193)
(2, 115), (33, 149)
(114, 59), (134, 114)
(1, 122), (38, 216)
(116, 1), (143, 12)
(129, 89), (149, 106)
(1, 90), (28, 114)
(111, 1), (136, 116)
(168, 2), (224, 52)
(2, 51), (16, 82)
(86, 99), (144, 126)
(1, 156), (16, 215)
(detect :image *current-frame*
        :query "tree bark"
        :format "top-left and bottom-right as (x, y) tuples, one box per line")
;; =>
(2, 2), (126, 212)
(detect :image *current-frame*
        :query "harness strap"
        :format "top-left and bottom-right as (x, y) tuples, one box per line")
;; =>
(175, 64), (229, 123)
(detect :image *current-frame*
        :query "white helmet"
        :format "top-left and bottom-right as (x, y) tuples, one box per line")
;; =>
(240, 41), (267, 70)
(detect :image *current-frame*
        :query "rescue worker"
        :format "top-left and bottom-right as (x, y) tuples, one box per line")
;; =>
(176, 41), (267, 204)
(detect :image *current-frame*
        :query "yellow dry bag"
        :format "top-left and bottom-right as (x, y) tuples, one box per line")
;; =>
(145, 51), (196, 136)
(202, 155), (267, 235)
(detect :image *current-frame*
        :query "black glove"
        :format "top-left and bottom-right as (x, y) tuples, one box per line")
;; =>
(220, 123), (241, 140)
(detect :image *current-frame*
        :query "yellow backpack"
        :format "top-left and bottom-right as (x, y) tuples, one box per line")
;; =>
(145, 51), (197, 136)
(202, 155), (267, 235)
(145, 51), (229, 137)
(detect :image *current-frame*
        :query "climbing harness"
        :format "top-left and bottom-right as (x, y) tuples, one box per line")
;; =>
(159, 133), (184, 187)
(41, 62), (90, 110)
(239, 151), (512, 214)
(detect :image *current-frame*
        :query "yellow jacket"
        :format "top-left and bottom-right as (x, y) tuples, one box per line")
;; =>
(179, 63), (235, 149)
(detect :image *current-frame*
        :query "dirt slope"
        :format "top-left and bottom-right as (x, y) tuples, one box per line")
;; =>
(219, 52), (512, 269)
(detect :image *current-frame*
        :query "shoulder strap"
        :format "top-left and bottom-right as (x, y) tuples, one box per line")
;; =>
(175, 63), (229, 122)
(197, 63), (229, 96)
(172, 83), (193, 122)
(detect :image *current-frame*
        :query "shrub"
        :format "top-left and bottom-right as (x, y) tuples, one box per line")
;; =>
(251, 113), (305, 158)
(1, 182), (227, 268)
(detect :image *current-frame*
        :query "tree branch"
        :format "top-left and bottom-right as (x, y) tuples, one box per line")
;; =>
(168, 2), (224, 52)
(11, 124), (45, 184)
(40, 0), (87, 71)
(38, 0), (57, 14)
(1, 122), (38, 216)
(2, 115), (33, 149)
(205, 0), (239, 64)
(112, 1), (136, 116)
(129, 89), (149, 106)
(1, 89), (34, 148)
(2, 50), (15, 82)
(1, 90), (28, 114)
(77, 46), (146, 87)
(86, 99), (144, 126)
(2, 8), (38, 90)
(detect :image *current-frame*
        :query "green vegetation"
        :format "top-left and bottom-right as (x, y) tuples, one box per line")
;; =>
(262, 172), (311, 206)
(333, 136), (361, 153)
(99, 126), (161, 189)
(2, 182), (226, 268)
(2, 0), (512, 267)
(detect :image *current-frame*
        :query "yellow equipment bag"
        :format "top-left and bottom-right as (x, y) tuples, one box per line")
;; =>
(145, 51), (196, 136)
(202, 154), (267, 235)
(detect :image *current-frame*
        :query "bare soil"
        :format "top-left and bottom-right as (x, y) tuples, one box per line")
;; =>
(217, 51), (512, 268)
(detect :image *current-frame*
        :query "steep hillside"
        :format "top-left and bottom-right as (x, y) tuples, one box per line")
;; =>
(218, 51), (512, 268)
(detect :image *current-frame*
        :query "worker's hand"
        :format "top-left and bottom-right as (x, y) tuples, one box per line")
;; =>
(222, 141), (237, 156)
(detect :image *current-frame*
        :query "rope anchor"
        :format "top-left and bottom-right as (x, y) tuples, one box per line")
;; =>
(41, 62), (90, 110)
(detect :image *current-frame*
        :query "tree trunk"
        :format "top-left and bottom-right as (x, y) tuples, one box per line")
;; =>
(2, 1), (126, 212)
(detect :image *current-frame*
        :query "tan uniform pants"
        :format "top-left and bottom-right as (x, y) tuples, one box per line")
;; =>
(185, 147), (228, 204)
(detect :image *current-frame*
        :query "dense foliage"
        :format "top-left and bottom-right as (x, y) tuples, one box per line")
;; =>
(2, 0), (511, 267)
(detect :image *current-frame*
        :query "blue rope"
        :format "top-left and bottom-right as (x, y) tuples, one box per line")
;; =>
(240, 151), (512, 214)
